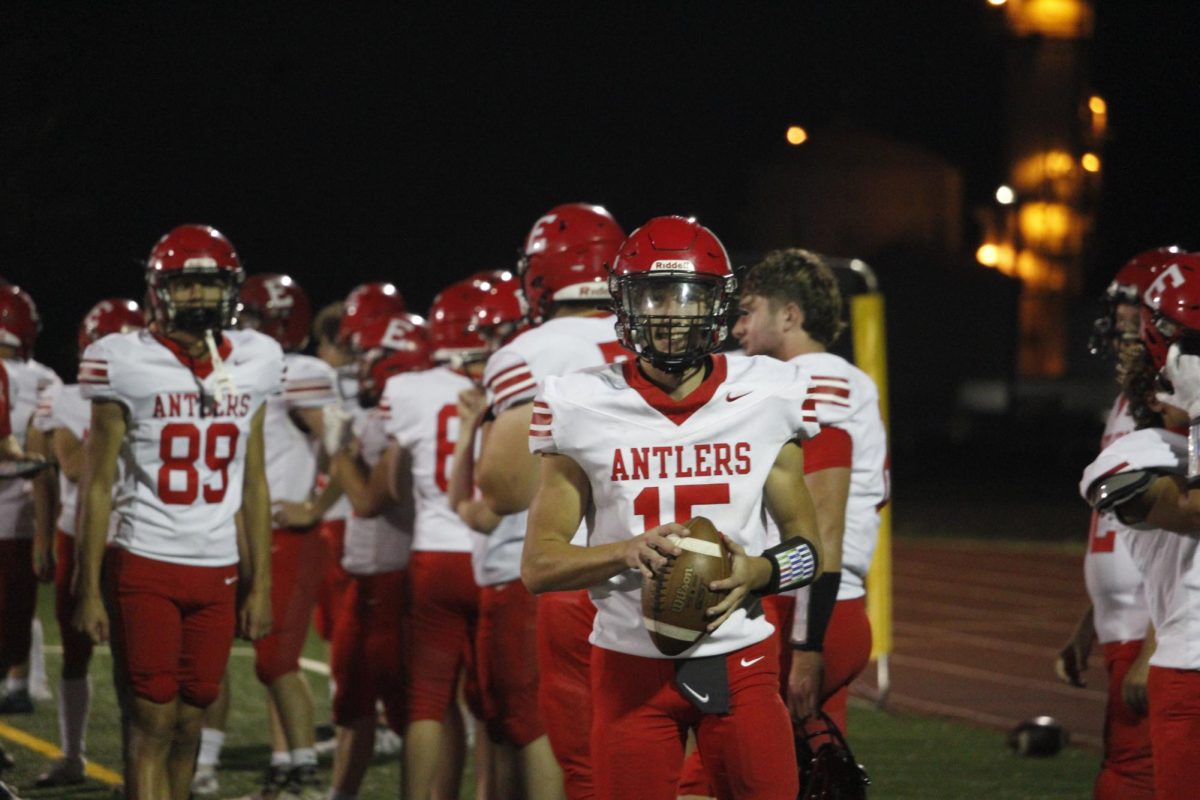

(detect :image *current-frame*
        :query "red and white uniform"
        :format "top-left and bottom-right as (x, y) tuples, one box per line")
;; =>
(0, 361), (10, 438)
(332, 407), (411, 732)
(0, 357), (59, 674)
(1081, 428), (1195, 799)
(0, 358), (60, 539)
(1085, 397), (1152, 800)
(383, 366), (480, 724)
(80, 329), (283, 706)
(253, 353), (339, 686)
(533, 354), (827, 800)
(484, 314), (629, 795)
(80, 329), (283, 565)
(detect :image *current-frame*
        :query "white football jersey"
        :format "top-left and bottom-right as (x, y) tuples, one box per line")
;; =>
(322, 370), (363, 523)
(785, 352), (887, 600)
(472, 510), (527, 586)
(483, 314), (629, 417)
(79, 329), (284, 566)
(341, 407), (412, 575)
(263, 354), (338, 505)
(532, 353), (825, 659)
(1084, 395), (1149, 644)
(0, 359), (61, 539)
(33, 383), (88, 536)
(1080, 428), (1200, 668)
(382, 366), (475, 553)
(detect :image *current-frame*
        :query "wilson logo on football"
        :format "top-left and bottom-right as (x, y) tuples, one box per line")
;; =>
(649, 259), (695, 272)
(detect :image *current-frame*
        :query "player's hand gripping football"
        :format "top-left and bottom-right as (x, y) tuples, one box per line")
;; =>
(706, 538), (772, 632)
(73, 593), (109, 645)
(622, 522), (688, 579)
(787, 650), (825, 721)
(239, 586), (272, 641)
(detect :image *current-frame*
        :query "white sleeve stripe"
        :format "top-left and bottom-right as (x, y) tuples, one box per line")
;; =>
(486, 362), (530, 388)
(493, 378), (538, 407)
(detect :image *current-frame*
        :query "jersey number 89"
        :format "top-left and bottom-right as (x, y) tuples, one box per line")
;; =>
(158, 422), (241, 505)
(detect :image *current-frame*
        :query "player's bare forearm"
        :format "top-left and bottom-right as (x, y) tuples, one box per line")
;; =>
(477, 403), (538, 515)
(804, 466), (850, 573)
(29, 427), (58, 580)
(54, 427), (85, 483)
(764, 441), (825, 575)
(76, 401), (125, 596)
(1123, 475), (1200, 534)
(241, 406), (273, 591)
(332, 447), (389, 517)
(450, 417), (501, 533)
(523, 452), (608, 592)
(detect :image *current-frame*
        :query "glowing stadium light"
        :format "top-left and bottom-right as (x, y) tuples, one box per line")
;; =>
(786, 126), (809, 146)
(995, 185), (1016, 205)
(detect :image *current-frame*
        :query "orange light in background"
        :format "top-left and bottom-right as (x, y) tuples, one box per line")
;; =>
(1005, 0), (1092, 38)
(1019, 201), (1083, 255)
(1012, 150), (1079, 190)
(987, 0), (1007, 5)
(977, 244), (1000, 267)
(1088, 95), (1108, 139)
(1081, 153), (1101, 173)
(786, 126), (808, 146)
(1088, 96), (1107, 115)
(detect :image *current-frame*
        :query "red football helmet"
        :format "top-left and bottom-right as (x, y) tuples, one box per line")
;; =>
(146, 224), (244, 334)
(338, 282), (407, 345)
(468, 270), (528, 350)
(0, 286), (40, 358)
(519, 203), (625, 324)
(1141, 252), (1200, 369)
(238, 273), (313, 352)
(78, 298), (145, 352)
(429, 278), (492, 365)
(352, 313), (432, 407)
(1089, 246), (1181, 356)
(609, 216), (736, 372)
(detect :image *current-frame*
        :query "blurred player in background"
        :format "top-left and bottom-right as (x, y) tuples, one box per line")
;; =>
(475, 203), (628, 800)
(445, 271), (564, 799)
(720, 248), (885, 792)
(325, 312), (427, 800)
(73, 224), (281, 800)
(0, 286), (61, 715)
(1056, 251), (1173, 800)
(523, 216), (833, 800)
(31, 298), (144, 788)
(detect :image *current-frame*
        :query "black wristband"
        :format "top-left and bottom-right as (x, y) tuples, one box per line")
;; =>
(793, 571), (841, 652)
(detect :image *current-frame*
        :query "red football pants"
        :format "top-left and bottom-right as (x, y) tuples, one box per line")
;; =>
(477, 580), (543, 747)
(592, 635), (798, 800)
(313, 519), (352, 642)
(537, 589), (596, 800)
(253, 528), (325, 685)
(54, 531), (95, 679)
(331, 570), (407, 733)
(678, 595), (871, 796)
(106, 549), (237, 707)
(0, 539), (36, 674)
(404, 551), (479, 723)
(1148, 665), (1200, 799)
(1093, 640), (1153, 800)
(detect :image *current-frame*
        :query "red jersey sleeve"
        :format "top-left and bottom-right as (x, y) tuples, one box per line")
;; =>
(802, 426), (852, 473)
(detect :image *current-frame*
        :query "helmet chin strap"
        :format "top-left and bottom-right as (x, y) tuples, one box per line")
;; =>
(204, 329), (237, 404)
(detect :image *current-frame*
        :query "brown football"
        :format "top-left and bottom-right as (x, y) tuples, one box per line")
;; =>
(641, 516), (732, 656)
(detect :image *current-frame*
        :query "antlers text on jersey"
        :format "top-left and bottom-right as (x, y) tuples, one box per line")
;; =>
(152, 391), (254, 419)
(610, 442), (752, 482)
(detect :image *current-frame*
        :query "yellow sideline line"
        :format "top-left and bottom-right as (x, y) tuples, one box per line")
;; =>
(0, 720), (124, 786)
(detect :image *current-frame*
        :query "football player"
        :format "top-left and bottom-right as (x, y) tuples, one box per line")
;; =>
(0, 286), (60, 714)
(382, 281), (500, 800)
(444, 271), (563, 799)
(1079, 251), (1200, 798)
(1056, 251), (1173, 800)
(31, 298), (144, 788)
(73, 224), (282, 800)
(325, 312), (426, 800)
(523, 216), (831, 800)
(475, 202), (628, 800)
(722, 249), (885, 790)
(198, 273), (336, 800)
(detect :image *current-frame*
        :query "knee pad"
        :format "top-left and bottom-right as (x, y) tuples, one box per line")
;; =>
(180, 680), (221, 708)
(133, 673), (179, 705)
(254, 641), (299, 685)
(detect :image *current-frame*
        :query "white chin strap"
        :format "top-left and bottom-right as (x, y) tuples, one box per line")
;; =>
(204, 329), (237, 404)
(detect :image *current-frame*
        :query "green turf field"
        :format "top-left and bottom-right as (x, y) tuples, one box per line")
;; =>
(0, 591), (1098, 799)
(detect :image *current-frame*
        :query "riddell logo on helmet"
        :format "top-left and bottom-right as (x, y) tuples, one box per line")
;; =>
(649, 260), (695, 272)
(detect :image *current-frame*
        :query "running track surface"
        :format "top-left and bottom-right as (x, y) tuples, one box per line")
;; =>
(853, 538), (1103, 750)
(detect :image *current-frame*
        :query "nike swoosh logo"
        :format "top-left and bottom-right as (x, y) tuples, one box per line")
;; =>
(726, 391), (751, 402)
(224, 576), (238, 585)
(740, 655), (765, 667)
(681, 682), (710, 703)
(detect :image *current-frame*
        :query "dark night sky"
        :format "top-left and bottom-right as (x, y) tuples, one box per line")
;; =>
(2, 1), (1198, 379)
